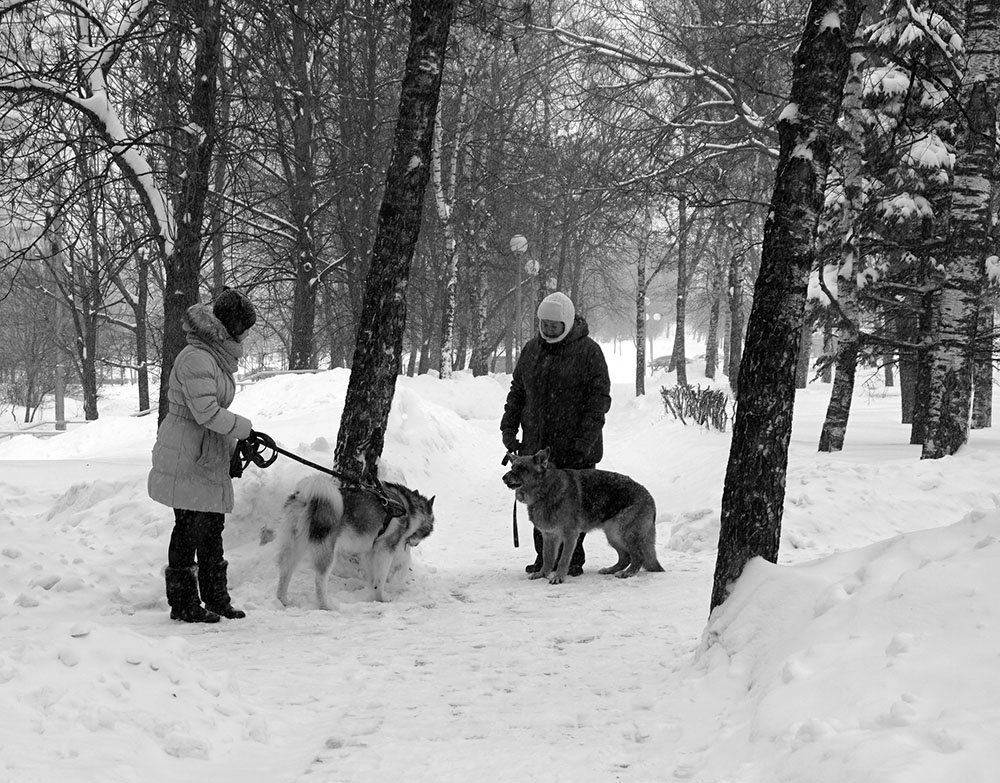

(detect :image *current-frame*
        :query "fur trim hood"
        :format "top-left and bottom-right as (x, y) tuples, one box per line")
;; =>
(182, 303), (243, 373)
(183, 303), (233, 345)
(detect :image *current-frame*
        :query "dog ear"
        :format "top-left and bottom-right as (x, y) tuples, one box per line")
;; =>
(428, 495), (435, 508)
(535, 447), (550, 467)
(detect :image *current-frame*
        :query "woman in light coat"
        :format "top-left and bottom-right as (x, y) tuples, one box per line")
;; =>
(148, 289), (255, 623)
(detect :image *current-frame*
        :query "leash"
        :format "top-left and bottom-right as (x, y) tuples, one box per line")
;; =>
(501, 451), (519, 548)
(234, 430), (406, 521)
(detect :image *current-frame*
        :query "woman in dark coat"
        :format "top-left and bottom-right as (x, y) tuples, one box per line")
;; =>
(500, 291), (612, 574)
(148, 289), (256, 623)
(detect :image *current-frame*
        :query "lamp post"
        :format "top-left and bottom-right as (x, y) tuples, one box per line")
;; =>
(510, 234), (528, 359)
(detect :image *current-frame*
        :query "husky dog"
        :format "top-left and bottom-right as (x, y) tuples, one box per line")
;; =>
(502, 448), (663, 584)
(276, 475), (435, 607)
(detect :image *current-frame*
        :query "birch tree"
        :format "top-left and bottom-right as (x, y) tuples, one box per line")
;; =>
(818, 51), (865, 452)
(922, 0), (998, 458)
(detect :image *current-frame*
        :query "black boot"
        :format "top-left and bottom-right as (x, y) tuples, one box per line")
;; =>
(199, 560), (246, 619)
(568, 533), (586, 576)
(526, 527), (544, 572)
(165, 566), (220, 623)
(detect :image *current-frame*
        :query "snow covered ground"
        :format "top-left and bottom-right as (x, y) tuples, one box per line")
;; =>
(1, 344), (998, 782)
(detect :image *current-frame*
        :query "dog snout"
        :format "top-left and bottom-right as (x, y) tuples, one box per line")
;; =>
(502, 470), (521, 488)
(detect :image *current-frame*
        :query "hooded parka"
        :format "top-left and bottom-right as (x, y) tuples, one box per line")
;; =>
(501, 314), (611, 468)
(148, 304), (253, 513)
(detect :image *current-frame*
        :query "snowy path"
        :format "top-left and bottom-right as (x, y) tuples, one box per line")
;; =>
(117, 411), (724, 782)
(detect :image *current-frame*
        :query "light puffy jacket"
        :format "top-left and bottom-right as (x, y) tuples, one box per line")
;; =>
(148, 304), (252, 513)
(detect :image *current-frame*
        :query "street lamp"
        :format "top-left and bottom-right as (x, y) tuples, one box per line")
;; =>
(510, 235), (528, 359)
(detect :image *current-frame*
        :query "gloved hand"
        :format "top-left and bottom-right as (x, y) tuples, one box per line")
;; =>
(502, 431), (521, 454)
(229, 439), (247, 479)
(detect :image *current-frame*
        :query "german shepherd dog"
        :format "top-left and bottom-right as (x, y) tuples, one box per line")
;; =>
(276, 475), (435, 607)
(502, 448), (663, 584)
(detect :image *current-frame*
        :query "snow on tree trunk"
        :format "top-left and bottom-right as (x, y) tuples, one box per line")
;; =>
(431, 87), (467, 380)
(334, 0), (455, 482)
(819, 52), (865, 453)
(711, 0), (863, 613)
(158, 0), (223, 424)
(922, 4), (998, 458)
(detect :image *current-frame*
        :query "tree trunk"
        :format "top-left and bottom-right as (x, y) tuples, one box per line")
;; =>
(922, 6), (997, 458)
(722, 309), (731, 377)
(899, 350), (917, 424)
(818, 279), (860, 451)
(636, 279), (648, 397)
(334, 0), (455, 481)
(818, 51), (864, 453)
(158, 0), (223, 425)
(821, 322), (835, 382)
(705, 282), (720, 380)
(286, 0), (320, 371)
(136, 249), (150, 413)
(971, 295), (994, 428)
(431, 84), (466, 379)
(795, 309), (812, 388)
(455, 324), (468, 371)
(670, 195), (689, 385)
(726, 252), (744, 395)
(468, 253), (489, 376)
(911, 291), (935, 443)
(711, 2), (862, 612)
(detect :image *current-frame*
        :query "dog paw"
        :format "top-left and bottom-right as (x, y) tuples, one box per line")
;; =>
(528, 571), (546, 580)
(548, 574), (564, 585)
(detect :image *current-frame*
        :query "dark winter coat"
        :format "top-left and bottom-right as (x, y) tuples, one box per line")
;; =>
(501, 315), (612, 469)
(148, 304), (253, 514)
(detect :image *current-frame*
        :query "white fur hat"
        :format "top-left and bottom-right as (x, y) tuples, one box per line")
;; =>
(537, 291), (575, 343)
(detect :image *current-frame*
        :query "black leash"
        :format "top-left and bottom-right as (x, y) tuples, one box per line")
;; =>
(502, 451), (519, 548)
(233, 430), (406, 521)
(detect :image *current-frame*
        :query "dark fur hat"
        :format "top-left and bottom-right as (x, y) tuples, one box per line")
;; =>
(212, 288), (256, 339)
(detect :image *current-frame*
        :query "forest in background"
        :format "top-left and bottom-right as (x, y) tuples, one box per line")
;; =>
(1, 0), (997, 470)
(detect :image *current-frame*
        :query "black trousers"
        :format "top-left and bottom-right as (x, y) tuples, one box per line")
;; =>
(168, 509), (226, 569)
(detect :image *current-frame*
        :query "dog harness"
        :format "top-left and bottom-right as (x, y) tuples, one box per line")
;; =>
(233, 430), (406, 531)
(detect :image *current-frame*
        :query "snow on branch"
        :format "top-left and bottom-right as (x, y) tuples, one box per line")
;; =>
(0, 0), (172, 255)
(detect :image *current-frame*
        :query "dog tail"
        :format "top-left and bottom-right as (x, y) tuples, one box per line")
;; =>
(644, 498), (665, 572)
(294, 475), (344, 541)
